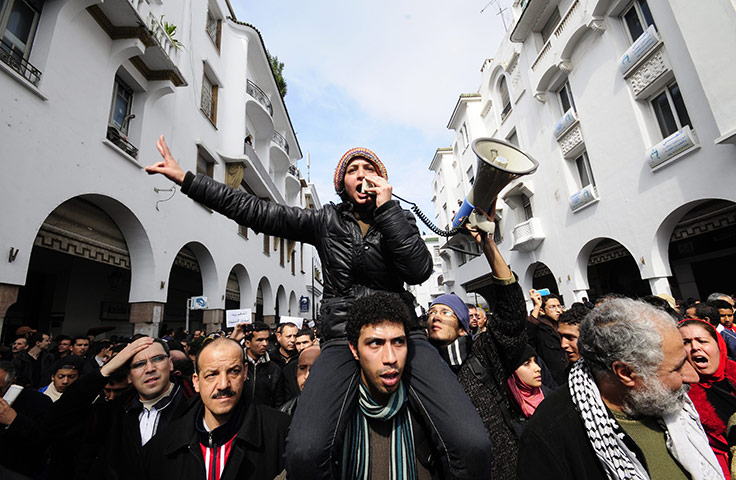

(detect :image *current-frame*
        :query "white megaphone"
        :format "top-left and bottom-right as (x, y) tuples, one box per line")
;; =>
(444, 138), (539, 255)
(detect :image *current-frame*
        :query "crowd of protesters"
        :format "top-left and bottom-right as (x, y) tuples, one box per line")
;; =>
(0, 142), (734, 479)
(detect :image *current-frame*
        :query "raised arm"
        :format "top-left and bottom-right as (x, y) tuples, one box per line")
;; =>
(146, 136), (321, 244)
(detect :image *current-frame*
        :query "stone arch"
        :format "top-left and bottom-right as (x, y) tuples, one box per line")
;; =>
(524, 262), (560, 297)
(560, 25), (592, 63)
(576, 237), (649, 300)
(225, 264), (252, 310)
(288, 291), (298, 316)
(275, 285), (287, 318)
(257, 276), (274, 316)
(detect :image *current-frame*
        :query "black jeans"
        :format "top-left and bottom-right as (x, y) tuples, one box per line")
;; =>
(285, 334), (493, 479)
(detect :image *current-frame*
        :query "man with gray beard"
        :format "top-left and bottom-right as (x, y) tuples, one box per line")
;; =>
(517, 298), (724, 480)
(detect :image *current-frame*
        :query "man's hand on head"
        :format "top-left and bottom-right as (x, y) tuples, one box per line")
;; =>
(100, 337), (155, 377)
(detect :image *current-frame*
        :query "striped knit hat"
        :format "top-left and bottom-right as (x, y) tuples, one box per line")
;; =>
(333, 147), (388, 193)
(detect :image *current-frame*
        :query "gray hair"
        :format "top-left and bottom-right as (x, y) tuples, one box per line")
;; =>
(0, 361), (16, 384)
(579, 298), (675, 380)
(707, 292), (733, 303)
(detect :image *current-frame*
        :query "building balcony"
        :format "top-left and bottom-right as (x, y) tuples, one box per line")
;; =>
(569, 184), (599, 212)
(87, 0), (186, 86)
(0, 39), (42, 86)
(554, 109), (585, 159)
(272, 131), (290, 154)
(618, 25), (661, 75)
(647, 126), (699, 171)
(511, 217), (545, 252)
(247, 79), (273, 116)
(620, 34), (673, 100)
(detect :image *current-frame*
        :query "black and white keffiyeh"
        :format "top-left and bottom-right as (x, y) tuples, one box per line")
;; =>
(568, 360), (724, 480)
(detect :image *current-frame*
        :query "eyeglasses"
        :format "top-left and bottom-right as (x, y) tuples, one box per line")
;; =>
(130, 354), (169, 371)
(546, 305), (564, 311)
(428, 309), (456, 319)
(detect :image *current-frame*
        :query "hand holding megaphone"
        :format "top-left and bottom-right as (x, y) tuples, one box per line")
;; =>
(361, 174), (392, 208)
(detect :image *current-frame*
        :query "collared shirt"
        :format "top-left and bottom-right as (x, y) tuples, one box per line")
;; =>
(247, 351), (270, 365)
(139, 383), (175, 445)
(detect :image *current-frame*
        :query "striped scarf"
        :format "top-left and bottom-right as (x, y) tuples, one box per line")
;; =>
(341, 381), (417, 480)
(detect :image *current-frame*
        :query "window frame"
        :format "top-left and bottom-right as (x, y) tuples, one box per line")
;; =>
(196, 147), (215, 179)
(201, 72), (218, 126)
(539, 7), (561, 45)
(650, 82), (692, 139)
(109, 76), (135, 135)
(621, 0), (655, 43)
(205, 6), (222, 50)
(574, 151), (596, 190)
(558, 80), (576, 114)
(0, 0), (42, 61)
(499, 76), (512, 120)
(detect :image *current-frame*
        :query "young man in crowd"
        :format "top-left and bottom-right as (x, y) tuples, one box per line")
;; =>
(147, 137), (492, 479)
(39, 355), (83, 402)
(283, 328), (318, 399)
(70, 335), (90, 357)
(141, 337), (290, 480)
(236, 321), (285, 408)
(48, 337), (190, 479)
(54, 335), (72, 359)
(427, 294), (472, 373)
(527, 291), (569, 385)
(12, 331), (53, 388)
(712, 299), (736, 358)
(81, 339), (112, 376)
(342, 292), (448, 478)
(517, 298), (720, 479)
(557, 303), (589, 367)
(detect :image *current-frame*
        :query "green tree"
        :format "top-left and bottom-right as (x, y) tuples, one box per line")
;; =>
(268, 53), (287, 98)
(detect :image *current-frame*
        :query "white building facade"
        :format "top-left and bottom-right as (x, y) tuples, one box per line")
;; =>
(431, 0), (736, 308)
(0, 0), (320, 338)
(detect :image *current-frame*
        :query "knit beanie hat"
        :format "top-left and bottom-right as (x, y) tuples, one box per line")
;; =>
(513, 344), (538, 370)
(333, 147), (388, 194)
(430, 294), (470, 334)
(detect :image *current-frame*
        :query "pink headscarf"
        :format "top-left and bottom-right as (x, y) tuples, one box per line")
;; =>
(506, 372), (545, 418)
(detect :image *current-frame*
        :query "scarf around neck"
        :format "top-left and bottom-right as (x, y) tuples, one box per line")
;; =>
(341, 380), (416, 480)
(569, 359), (723, 480)
(506, 372), (544, 418)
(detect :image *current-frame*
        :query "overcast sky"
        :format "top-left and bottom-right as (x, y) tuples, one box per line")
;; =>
(231, 0), (509, 227)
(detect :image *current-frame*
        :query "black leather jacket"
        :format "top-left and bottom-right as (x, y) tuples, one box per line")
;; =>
(182, 173), (433, 339)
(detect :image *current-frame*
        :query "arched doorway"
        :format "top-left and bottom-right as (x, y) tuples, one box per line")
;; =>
(530, 262), (560, 296)
(586, 239), (650, 300)
(667, 200), (736, 300)
(5, 197), (146, 339)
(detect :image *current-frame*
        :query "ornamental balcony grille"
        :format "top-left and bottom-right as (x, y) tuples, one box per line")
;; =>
(247, 79), (273, 116)
(272, 131), (290, 153)
(0, 38), (42, 86)
(106, 126), (139, 159)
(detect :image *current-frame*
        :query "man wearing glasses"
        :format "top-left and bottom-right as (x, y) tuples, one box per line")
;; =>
(48, 337), (191, 479)
(527, 291), (569, 385)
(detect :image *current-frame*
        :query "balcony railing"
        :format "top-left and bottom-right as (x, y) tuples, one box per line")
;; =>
(511, 217), (545, 252)
(146, 13), (179, 60)
(247, 79), (273, 116)
(287, 164), (301, 178)
(0, 39), (42, 86)
(106, 126), (139, 158)
(272, 131), (290, 153)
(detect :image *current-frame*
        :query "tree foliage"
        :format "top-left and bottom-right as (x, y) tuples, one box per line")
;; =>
(268, 53), (287, 98)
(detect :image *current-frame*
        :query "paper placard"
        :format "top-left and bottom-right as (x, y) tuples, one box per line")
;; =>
(280, 315), (305, 330)
(226, 308), (252, 328)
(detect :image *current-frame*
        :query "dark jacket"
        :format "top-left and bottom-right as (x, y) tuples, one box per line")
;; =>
(456, 279), (528, 480)
(182, 173), (433, 339)
(141, 398), (290, 480)
(526, 314), (569, 385)
(46, 369), (191, 480)
(0, 387), (52, 477)
(12, 350), (54, 388)
(516, 385), (608, 480)
(244, 354), (285, 408)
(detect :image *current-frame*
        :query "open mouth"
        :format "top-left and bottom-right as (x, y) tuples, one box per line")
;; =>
(380, 371), (400, 387)
(144, 376), (160, 386)
(691, 355), (709, 369)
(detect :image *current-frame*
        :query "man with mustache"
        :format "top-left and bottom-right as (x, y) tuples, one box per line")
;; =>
(142, 337), (290, 480)
(517, 298), (721, 480)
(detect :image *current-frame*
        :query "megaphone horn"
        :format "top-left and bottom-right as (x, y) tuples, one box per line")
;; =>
(446, 138), (539, 254)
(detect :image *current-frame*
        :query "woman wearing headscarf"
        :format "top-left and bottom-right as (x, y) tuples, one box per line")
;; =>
(679, 318), (736, 479)
(506, 345), (550, 438)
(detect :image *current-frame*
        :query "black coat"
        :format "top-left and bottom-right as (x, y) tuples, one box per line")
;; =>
(182, 173), (433, 339)
(516, 385), (608, 480)
(526, 315), (569, 385)
(12, 350), (54, 388)
(0, 387), (52, 477)
(46, 369), (192, 480)
(244, 356), (285, 408)
(456, 280), (528, 480)
(141, 399), (290, 480)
